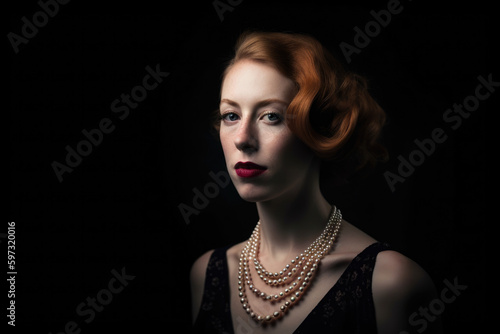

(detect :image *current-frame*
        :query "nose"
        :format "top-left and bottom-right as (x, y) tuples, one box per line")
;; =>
(234, 117), (258, 153)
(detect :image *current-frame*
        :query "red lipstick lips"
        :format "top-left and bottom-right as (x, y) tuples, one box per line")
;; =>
(235, 161), (267, 178)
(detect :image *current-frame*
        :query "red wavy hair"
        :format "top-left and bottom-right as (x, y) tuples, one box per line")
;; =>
(214, 31), (387, 172)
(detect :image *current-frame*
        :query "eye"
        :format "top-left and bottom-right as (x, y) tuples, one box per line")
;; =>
(220, 112), (239, 122)
(261, 112), (282, 124)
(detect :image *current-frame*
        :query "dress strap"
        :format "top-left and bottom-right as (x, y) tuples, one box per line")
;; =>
(337, 242), (392, 332)
(193, 247), (234, 333)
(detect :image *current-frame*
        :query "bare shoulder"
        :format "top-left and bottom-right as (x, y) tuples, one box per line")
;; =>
(190, 249), (215, 280)
(190, 249), (214, 323)
(340, 220), (435, 295)
(373, 250), (434, 290)
(372, 250), (442, 333)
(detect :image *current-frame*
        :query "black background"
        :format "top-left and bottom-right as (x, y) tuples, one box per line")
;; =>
(9, 0), (493, 333)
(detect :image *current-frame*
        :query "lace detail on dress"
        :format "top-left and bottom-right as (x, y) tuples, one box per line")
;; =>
(193, 247), (233, 334)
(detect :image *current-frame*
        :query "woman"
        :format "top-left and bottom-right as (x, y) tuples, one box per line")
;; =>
(190, 31), (441, 333)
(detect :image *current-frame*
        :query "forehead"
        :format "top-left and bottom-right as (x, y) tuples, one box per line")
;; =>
(221, 60), (296, 105)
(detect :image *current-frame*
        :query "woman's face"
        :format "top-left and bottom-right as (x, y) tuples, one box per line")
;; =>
(219, 60), (316, 202)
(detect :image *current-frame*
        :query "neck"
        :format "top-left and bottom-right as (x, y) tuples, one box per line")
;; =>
(255, 162), (332, 263)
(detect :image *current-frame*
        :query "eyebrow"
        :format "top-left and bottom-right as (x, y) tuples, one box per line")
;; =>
(220, 98), (289, 109)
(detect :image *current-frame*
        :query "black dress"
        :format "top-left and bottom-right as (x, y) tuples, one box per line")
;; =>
(193, 242), (391, 333)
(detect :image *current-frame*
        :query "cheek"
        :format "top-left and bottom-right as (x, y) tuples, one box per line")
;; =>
(219, 130), (232, 156)
(265, 131), (314, 171)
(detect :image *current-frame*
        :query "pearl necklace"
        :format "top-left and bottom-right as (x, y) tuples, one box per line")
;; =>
(237, 206), (342, 324)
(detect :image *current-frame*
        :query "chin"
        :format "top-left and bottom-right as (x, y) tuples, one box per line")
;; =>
(235, 183), (275, 203)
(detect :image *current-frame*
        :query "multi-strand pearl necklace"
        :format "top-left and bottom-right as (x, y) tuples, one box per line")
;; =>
(237, 206), (342, 324)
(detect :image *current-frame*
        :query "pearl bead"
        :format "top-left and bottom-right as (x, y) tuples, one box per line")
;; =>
(238, 206), (342, 325)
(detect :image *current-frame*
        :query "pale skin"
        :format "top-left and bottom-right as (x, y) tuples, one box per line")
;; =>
(191, 60), (442, 333)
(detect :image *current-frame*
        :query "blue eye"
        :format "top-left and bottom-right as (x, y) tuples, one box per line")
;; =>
(263, 112), (282, 124)
(221, 112), (239, 122)
(220, 111), (282, 124)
